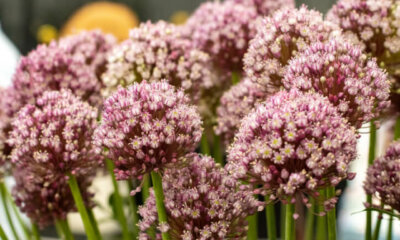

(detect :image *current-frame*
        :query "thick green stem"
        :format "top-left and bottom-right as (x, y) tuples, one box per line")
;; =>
(326, 187), (337, 240)
(127, 181), (139, 239)
(55, 219), (74, 240)
(67, 174), (97, 240)
(200, 134), (210, 155)
(150, 171), (171, 240)
(213, 134), (224, 165)
(106, 159), (131, 240)
(31, 223), (41, 240)
(285, 204), (295, 240)
(372, 214), (383, 240)
(0, 182), (19, 240)
(87, 206), (102, 239)
(387, 213), (393, 240)
(366, 121), (377, 240)
(247, 214), (258, 240)
(0, 224), (8, 240)
(231, 71), (240, 85)
(265, 196), (276, 240)
(316, 189), (327, 240)
(305, 198), (315, 240)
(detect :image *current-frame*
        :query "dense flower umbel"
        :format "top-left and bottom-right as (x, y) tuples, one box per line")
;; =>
(283, 40), (391, 129)
(184, 1), (258, 72)
(8, 90), (101, 180)
(226, 90), (357, 208)
(215, 78), (268, 146)
(244, 6), (340, 90)
(12, 43), (102, 108)
(101, 21), (218, 102)
(364, 140), (400, 212)
(231, 0), (295, 16)
(57, 29), (117, 78)
(93, 81), (203, 181)
(13, 168), (93, 228)
(138, 153), (263, 240)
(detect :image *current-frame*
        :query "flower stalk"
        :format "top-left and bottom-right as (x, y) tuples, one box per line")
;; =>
(265, 196), (277, 240)
(0, 182), (19, 240)
(366, 121), (377, 240)
(150, 171), (171, 240)
(285, 203), (295, 240)
(326, 187), (337, 240)
(247, 214), (258, 240)
(55, 219), (74, 240)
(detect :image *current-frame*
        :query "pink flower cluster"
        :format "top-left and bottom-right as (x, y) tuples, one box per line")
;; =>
(56, 30), (117, 78)
(8, 90), (101, 179)
(12, 43), (103, 108)
(184, 1), (258, 71)
(244, 6), (340, 89)
(215, 78), (268, 145)
(12, 168), (93, 227)
(226, 90), (357, 207)
(231, 0), (295, 16)
(283, 40), (391, 128)
(93, 81), (203, 181)
(364, 140), (400, 212)
(102, 21), (217, 102)
(138, 153), (263, 240)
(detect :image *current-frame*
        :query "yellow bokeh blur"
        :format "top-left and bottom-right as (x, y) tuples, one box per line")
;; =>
(170, 11), (189, 25)
(61, 2), (139, 41)
(37, 24), (58, 44)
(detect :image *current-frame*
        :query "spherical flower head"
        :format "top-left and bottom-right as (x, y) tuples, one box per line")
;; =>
(226, 90), (357, 208)
(9, 89), (101, 179)
(215, 78), (269, 146)
(283, 40), (391, 129)
(184, 1), (258, 72)
(12, 43), (103, 108)
(231, 0), (295, 16)
(102, 21), (218, 103)
(57, 29), (117, 78)
(364, 140), (400, 212)
(93, 81), (203, 181)
(244, 6), (341, 89)
(138, 153), (263, 240)
(12, 168), (93, 228)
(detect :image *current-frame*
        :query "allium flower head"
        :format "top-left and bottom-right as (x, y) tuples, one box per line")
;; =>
(215, 78), (268, 145)
(9, 90), (101, 179)
(102, 21), (217, 102)
(283, 40), (391, 128)
(231, 0), (295, 16)
(226, 90), (357, 208)
(93, 81), (203, 181)
(184, 1), (258, 71)
(57, 29), (117, 78)
(138, 153), (263, 240)
(12, 168), (93, 228)
(12, 43), (103, 108)
(244, 6), (341, 89)
(364, 140), (400, 212)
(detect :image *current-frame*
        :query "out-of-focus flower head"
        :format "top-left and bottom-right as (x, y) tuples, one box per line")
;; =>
(13, 168), (93, 228)
(93, 81), (203, 181)
(138, 153), (263, 240)
(283, 40), (391, 129)
(184, 0), (258, 72)
(9, 90), (101, 179)
(12, 43), (103, 108)
(226, 90), (357, 210)
(215, 77), (269, 146)
(244, 6), (341, 91)
(102, 21), (218, 103)
(364, 140), (400, 213)
(231, 0), (295, 16)
(57, 30), (117, 79)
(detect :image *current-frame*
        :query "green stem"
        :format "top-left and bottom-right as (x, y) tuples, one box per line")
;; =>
(55, 219), (74, 240)
(31, 223), (41, 240)
(316, 190), (327, 240)
(305, 198), (315, 240)
(372, 213), (383, 240)
(366, 121), (377, 240)
(387, 213), (393, 240)
(200, 134), (210, 155)
(213, 134), (224, 165)
(247, 214), (258, 240)
(231, 71), (240, 85)
(4, 184), (30, 239)
(105, 159), (131, 240)
(394, 117), (400, 140)
(150, 171), (171, 240)
(87, 207), (101, 239)
(0, 182), (19, 240)
(281, 203), (286, 240)
(0, 224), (8, 240)
(67, 174), (97, 240)
(326, 187), (337, 240)
(265, 196), (276, 240)
(127, 181), (139, 239)
(285, 203), (295, 240)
